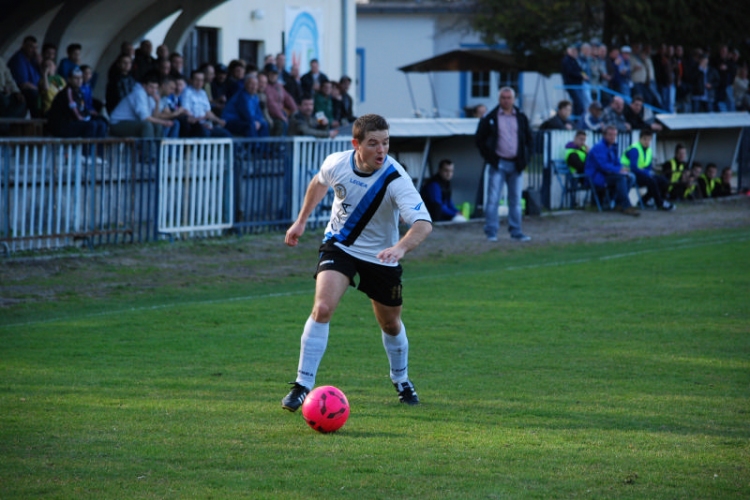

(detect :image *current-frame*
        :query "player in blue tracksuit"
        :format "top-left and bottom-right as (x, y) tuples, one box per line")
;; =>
(281, 114), (432, 412)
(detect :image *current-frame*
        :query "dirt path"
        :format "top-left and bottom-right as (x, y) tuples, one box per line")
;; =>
(1, 196), (748, 308)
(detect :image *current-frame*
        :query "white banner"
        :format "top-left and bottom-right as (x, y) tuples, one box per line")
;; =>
(284, 6), (324, 73)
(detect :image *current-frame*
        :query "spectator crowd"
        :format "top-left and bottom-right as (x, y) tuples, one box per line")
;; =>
(0, 36), (357, 140)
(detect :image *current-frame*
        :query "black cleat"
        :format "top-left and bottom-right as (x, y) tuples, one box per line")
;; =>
(393, 380), (420, 405)
(281, 382), (310, 412)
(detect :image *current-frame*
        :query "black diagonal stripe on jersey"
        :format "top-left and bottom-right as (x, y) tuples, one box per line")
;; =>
(336, 167), (401, 247)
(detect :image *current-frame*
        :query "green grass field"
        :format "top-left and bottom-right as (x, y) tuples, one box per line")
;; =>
(2, 228), (749, 499)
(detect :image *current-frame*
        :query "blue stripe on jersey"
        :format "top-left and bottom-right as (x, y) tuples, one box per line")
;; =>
(333, 163), (401, 246)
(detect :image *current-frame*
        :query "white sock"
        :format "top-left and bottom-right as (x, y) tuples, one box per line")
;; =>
(382, 323), (409, 384)
(296, 316), (329, 389)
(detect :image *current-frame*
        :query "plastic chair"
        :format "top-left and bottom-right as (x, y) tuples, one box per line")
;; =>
(588, 172), (645, 212)
(552, 159), (592, 209)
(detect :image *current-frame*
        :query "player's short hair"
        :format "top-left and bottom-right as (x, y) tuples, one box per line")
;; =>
(353, 114), (389, 142)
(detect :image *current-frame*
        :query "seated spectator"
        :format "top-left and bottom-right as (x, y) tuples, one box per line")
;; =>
(79, 65), (102, 115)
(621, 130), (674, 210)
(300, 58), (329, 97)
(107, 41), (134, 82)
(662, 144), (688, 199)
(564, 130), (588, 174)
(199, 63), (215, 102)
(284, 62), (303, 105)
(58, 43), (83, 79)
(0, 55), (28, 119)
(38, 58), (66, 116)
(600, 96), (631, 132)
(575, 101), (603, 131)
(338, 76), (357, 123)
(156, 44), (170, 62)
(262, 63), (297, 136)
(674, 162), (703, 201)
(623, 95), (663, 131)
(109, 72), (174, 137)
(47, 67), (107, 138)
(289, 96), (338, 138)
(716, 167), (733, 197)
(221, 75), (269, 137)
(472, 103), (488, 118)
(154, 75), (186, 138)
(105, 54), (136, 115)
(313, 80), (337, 128)
(584, 125), (639, 216)
(181, 70), (231, 137)
(155, 58), (172, 81)
(697, 163), (720, 198)
(256, 72), (274, 131)
(41, 43), (57, 64)
(540, 100), (574, 130)
(420, 159), (467, 222)
(8, 35), (42, 117)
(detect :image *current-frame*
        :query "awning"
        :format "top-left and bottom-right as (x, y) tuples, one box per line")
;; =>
(398, 49), (522, 73)
(388, 118), (479, 137)
(656, 111), (750, 130)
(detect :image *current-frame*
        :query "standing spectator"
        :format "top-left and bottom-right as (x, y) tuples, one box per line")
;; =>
(284, 63), (303, 105)
(276, 52), (290, 85)
(576, 101), (604, 131)
(156, 44), (170, 62)
(642, 44), (663, 108)
(673, 45), (690, 112)
(600, 96), (631, 132)
(107, 41), (134, 82)
(584, 125), (640, 216)
(654, 44), (676, 113)
(338, 76), (357, 124)
(715, 45), (737, 112)
(0, 55), (27, 119)
(300, 58), (329, 98)
(8, 36), (42, 117)
(474, 86), (533, 241)
(621, 130), (674, 210)
(38, 58), (66, 116)
(420, 159), (467, 222)
(691, 54), (719, 113)
(313, 80), (336, 128)
(561, 45), (586, 116)
(47, 67), (107, 138)
(105, 54), (136, 115)
(539, 100), (574, 130)
(289, 95), (338, 138)
(109, 73), (174, 137)
(630, 44), (649, 102)
(609, 46), (632, 97)
(697, 163), (720, 198)
(579, 43), (594, 110)
(262, 63), (297, 136)
(210, 63), (229, 116)
(222, 75), (269, 138)
(132, 40), (156, 81)
(169, 53), (184, 79)
(733, 66), (749, 111)
(590, 43), (611, 104)
(57, 43), (83, 79)
(280, 114), (432, 412)
(181, 70), (231, 137)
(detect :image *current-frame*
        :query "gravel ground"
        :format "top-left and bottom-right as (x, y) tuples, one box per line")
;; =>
(1, 196), (748, 308)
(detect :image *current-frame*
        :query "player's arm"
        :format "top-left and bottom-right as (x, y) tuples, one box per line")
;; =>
(285, 175), (330, 247)
(376, 220), (432, 264)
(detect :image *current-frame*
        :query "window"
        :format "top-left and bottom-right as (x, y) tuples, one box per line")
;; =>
(471, 71), (491, 98)
(182, 27), (219, 72)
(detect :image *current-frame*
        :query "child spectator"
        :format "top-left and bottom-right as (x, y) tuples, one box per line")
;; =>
(58, 43), (83, 79)
(564, 130), (588, 174)
(38, 58), (66, 116)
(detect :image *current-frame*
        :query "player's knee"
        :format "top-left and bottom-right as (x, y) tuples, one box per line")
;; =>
(381, 319), (401, 336)
(311, 302), (335, 323)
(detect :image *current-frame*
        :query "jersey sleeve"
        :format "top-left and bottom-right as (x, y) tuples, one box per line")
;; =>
(391, 173), (432, 225)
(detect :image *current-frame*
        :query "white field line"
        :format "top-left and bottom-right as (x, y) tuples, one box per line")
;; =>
(2, 232), (748, 330)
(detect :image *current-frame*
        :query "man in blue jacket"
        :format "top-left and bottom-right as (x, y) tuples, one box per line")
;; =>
(221, 75), (269, 137)
(584, 125), (640, 216)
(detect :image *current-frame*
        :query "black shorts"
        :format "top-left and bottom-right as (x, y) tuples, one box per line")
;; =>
(315, 240), (403, 307)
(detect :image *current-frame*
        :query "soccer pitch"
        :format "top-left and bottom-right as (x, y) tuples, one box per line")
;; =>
(2, 228), (749, 499)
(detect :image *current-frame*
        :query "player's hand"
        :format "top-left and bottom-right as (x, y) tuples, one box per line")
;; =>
(285, 220), (305, 247)
(376, 246), (405, 265)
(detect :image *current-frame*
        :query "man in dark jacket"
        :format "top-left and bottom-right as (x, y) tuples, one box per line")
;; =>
(539, 100), (574, 130)
(475, 86), (533, 241)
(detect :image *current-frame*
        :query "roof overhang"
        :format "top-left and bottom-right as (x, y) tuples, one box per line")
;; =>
(398, 49), (522, 73)
(656, 112), (750, 130)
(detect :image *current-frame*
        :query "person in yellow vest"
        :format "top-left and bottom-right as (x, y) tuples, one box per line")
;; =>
(662, 144), (688, 200)
(564, 130), (588, 174)
(621, 129), (675, 210)
(697, 163), (720, 198)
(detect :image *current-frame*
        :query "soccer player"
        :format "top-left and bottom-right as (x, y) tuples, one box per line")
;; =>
(281, 114), (433, 411)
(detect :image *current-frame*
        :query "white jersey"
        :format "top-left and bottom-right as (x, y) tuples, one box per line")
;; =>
(317, 150), (432, 265)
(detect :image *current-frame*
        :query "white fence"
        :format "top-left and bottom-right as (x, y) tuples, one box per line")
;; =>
(157, 139), (234, 238)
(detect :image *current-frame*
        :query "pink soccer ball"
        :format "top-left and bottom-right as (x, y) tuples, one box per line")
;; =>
(301, 385), (350, 433)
